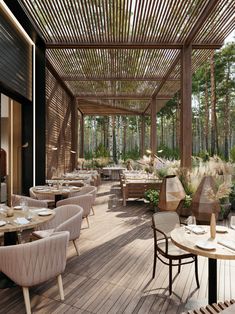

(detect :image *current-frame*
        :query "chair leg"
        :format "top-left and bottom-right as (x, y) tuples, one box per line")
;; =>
(91, 206), (95, 215)
(169, 260), (172, 295)
(178, 258), (181, 273)
(22, 287), (31, 314)
(195, 256), (200, 288)
(152, 246), (157, 279)
(73, 239), (80, 255)
(57, 274), (64, 301)
(86, 217), (90, 228)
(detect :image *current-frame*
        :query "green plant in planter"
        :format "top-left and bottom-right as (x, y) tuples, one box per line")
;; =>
(144, 189), (159, 208)
(183, 195), (192, 208)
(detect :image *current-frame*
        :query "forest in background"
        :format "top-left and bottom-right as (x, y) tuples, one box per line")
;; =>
(83, 42), (235, 163)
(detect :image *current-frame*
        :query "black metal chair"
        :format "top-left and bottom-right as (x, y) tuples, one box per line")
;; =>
(152, 211), (200, 295)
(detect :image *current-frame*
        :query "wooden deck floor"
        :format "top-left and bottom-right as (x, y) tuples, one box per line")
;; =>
(1, 181), (235, 314)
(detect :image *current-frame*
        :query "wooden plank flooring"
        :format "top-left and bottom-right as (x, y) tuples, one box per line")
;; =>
(1, 181), (235, 314)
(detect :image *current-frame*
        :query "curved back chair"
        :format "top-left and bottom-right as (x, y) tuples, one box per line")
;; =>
(0, 231), (69, 314)
(69, 186), (97, 215)
(63, 180), (85, 187)
(33, 205), (83, 255)
(11, 194), (48, 208)
(29, 188), (55, 208)
(56, 195), (93, 228)
(152, 211), (199, 295)
(29, 187), (37, 199)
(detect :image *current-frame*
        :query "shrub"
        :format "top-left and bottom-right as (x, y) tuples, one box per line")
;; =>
(144, 189), (159, 207)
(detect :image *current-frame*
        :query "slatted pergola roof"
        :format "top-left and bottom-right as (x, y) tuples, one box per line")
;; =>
(20, 0), (235, 115)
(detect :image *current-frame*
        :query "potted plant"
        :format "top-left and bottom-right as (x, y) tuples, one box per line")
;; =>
(219, 196), (231, 220)
(205, 181), (232, 221)
(144, 189), (159, 211)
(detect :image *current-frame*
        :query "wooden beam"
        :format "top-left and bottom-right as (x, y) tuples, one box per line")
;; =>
(185, 0), (221, 46)
(143, 54), (181, 113)
(78, 101), (142, 115)
(46, 42), (222, 50)
(46, 42), (182, 49)
(150, 98), (157, 155)
(62, 76), (179, 82)
(76, 95), (171, 100)
(46, 59), (74, 98)
(71, 97), (77, 170)
(180, 45), (192, 168)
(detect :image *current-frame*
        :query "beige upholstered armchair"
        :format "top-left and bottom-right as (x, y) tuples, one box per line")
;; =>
(32, 204), (83, 255)
(11, 194), (48, 208)
(68, 186), (97, 215)
(29, 187), (55, 208)
(56, 195), (93, 228)
(0, 231), (69, 314)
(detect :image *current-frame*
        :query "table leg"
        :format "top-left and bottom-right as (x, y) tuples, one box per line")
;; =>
(55, 194), (63, 205)
(208, 258), (217, 304)
(4, 231), (18, 246)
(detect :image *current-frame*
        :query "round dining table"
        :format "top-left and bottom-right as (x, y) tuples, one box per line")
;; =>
(0, 206), (55, 288)
(32, 185), (80, 203)
(171, 225), (235, 304)
(0, 206), (55, 245)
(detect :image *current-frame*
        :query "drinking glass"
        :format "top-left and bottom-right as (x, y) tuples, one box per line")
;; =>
(230, 216), (235, 229)
(20, 200), (29, 218)
(187, 215), (196, 227)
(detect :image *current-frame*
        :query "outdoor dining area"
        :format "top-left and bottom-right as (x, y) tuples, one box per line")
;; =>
(0, 0), (235, 313)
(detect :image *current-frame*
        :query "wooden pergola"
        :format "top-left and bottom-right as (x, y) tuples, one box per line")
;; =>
(19, 0), (235, 167)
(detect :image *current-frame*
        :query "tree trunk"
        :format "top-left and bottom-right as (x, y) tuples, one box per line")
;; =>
(161, 116), (164, 146)
(172, 115), (175, 149)
(204, 78), (209, 152)
(210, 50), (218, 156)
(176, 97), (180, 148)
(224, 60), (230, 161)
(123, 116), (127, 159)
(112, 116), (117, 164)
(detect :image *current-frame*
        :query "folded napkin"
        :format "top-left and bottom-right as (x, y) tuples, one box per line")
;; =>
(14, 217), (30, 225)
(218, 240), (235, 251)
(185, 225), (206, 234)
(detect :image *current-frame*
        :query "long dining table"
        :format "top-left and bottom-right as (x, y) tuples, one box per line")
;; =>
(171, 225), (235, 304)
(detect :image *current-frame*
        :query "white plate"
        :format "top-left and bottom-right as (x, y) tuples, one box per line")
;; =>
(38, 210), (53, 216)
(14, 205), (23, 210)
(196, 240), (216, 250)
(216, 226), (228, 233)
(0, 221), (6, 227)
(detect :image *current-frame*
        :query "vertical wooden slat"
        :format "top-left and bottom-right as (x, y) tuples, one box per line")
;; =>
(180, 45), (192, 169)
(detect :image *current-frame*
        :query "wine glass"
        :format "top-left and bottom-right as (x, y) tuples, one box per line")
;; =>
(187, 215), (196, 227)
(230, 216), (235, 230)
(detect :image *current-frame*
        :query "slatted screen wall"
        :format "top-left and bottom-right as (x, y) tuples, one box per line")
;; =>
(46, 67), (73, 179)
(0, 9), (32, 101)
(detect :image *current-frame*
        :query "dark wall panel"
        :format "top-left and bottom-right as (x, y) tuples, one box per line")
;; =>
(0, 9), (32, 101)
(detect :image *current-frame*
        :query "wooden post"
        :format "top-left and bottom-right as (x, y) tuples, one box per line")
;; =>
(141, 114), (145, 157)
(71, 98), (78, 170)
(80, 114), (84, 158)
(150, 98), (157, 155)
(180, 45), (192, 168)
